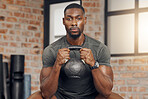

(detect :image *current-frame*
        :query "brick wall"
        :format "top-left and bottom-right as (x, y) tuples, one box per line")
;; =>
(111, 56), (148, 99)
(83, 0), (104, 43)
(1, 0), (148, 98)
(0, 0), (44, 93)
(83, 0), (148, 98)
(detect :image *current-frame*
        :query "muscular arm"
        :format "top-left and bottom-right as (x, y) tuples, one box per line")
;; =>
(80, 48), (113, 98)
(91, 65), (113, 98)
(40, 48), (70, 99)
(40, 63), (61, 99)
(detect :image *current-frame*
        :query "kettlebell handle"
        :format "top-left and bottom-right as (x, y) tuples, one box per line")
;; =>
(68, 46), (82, 50)
(68, 46), (85, 64)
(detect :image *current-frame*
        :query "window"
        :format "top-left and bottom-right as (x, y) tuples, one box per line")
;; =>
(105, 0), (148, 56)
(44, 0), (81, 48)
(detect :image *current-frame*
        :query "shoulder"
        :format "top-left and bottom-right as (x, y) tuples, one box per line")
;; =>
(85, 35), (107, 49)
(44, 36), (66, 51)
(85, 35), (110, 58)
(85, 35), (111, 66)
(51, 36), (66, 47)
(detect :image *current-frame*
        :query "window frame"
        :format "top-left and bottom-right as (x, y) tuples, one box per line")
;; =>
(105, 0), (148, 56)
(44, 0), (81, 49)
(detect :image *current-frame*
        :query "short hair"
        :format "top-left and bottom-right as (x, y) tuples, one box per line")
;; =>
(64, 3), (85, 14)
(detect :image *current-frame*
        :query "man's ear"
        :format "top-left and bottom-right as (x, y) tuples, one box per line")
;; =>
(84, 17), (87, 24)
(63, 18), (65, 25)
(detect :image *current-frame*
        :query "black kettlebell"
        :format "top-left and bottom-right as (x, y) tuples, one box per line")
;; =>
(63, 46), (86, 79)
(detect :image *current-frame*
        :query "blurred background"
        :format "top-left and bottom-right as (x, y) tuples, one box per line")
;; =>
(0, 0), (148, 99)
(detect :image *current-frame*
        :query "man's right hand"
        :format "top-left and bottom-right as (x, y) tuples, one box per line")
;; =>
(55, 48), (70, 66)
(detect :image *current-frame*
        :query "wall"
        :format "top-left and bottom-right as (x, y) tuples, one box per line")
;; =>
(83, 0), (104, 43)
(1, 0), (148, 99)
(111, 56), (148, 99)
(0, 0), (44, 93)
(83, 0), (148, 99)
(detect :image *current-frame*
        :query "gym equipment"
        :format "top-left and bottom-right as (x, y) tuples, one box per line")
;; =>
(60, 46), (92, 93)
(64, 58), (86, 79)
(3, 62), (10, 99)
(0, 54), (4, 99)
(24, 74), (31, 99)
(10, 55), (25, 99)
(63, 46), (86, 79)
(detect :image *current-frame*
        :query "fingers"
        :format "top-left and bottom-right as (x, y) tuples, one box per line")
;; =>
(59, 48), (70, 53)
(64, 59), (68, 63)
(80, 48), (90, 59)
(56, 48), (95, 66)
(80, 48), (91, 56)
(59, 48), (70, 57)
(56, 48), (70, 65)
(80, 48), (95, 66)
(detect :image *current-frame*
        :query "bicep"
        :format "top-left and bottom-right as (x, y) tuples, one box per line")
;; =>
(42, 46), (55, 68)
(99, 65), (113, 81)
(40, 67), (53, 83)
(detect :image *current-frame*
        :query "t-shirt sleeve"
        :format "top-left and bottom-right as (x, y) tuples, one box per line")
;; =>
(42, 45), (55, 67)
(97, 45), (111, 67)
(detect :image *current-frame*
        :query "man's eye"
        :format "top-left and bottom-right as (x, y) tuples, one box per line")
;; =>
(77, 18), (82, 20)
(67, 18), (72, 21)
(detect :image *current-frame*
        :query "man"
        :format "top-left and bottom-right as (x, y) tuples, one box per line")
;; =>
(28, 3), (123, 99)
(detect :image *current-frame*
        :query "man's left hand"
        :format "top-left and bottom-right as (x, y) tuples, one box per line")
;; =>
(80, 48), (95, 66)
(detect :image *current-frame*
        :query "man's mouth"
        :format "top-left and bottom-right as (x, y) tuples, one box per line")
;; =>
(70, 27), (79, 32)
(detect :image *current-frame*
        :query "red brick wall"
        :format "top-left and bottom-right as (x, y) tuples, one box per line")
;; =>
(1, 0), (148, 98)
(111, 56), (148, 99)
(0, 0), (43, 93)
(83, 0), (148, 98)
(83, 0), (104, 42)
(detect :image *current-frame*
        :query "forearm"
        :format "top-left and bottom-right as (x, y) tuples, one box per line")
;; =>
(92, 68), (113, 97)
(40, 64), (61, 99)
(80, 48), (113, 97)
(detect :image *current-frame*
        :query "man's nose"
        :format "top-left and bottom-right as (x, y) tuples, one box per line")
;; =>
(72, 19), (77, 26)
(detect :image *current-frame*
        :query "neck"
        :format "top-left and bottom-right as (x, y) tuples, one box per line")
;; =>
(66, 33), (85, 46)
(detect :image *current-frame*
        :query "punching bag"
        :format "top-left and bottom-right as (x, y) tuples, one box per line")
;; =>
(10, 55), (25, 99)
(3, 62), (10, 99)
(0, 54), (4, 99)
(24, 75), (31, 99)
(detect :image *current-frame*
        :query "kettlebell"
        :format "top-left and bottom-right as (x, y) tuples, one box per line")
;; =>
(63, 46), (87, 79)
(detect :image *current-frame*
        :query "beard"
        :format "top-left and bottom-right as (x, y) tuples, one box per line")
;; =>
(68, 27), (82, 39)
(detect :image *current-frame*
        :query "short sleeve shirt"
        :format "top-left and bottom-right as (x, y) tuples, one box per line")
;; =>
(42, 35), (111, 98)
(42, 35), (111, 67)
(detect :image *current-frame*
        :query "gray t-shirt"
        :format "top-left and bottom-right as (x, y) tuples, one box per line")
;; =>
(42, 35), (111, 98)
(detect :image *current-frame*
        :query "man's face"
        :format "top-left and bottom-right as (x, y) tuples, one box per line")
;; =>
(63, 8), (86, 39)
